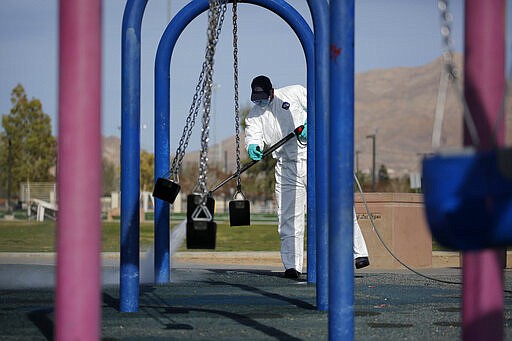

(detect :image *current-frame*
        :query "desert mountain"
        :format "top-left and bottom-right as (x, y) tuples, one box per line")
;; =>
(103, 55), (512, 177)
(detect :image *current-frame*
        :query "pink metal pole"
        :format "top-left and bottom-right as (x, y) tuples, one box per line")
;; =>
(463, 1), (506, 340)
(55, 0), (102, 340)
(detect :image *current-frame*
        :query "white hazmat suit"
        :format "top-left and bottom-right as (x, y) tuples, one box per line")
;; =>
(245, 83), (368, 274)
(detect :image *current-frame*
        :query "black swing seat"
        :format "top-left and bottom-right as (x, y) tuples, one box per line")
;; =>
(229, 199), (250, 226)
(229, 190), (250, 226)
(153, 177), (181, 204)
(186, 193), (216, 249)
(422, 147), (512, 251)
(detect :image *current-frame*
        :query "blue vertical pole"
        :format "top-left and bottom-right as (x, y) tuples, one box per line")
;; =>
(306, 50), (317, 284)
(329, 0), (355, 339)
(307, 0), (329, 307)
(120, 0), (148, 312)
(304, 1), (317, 286)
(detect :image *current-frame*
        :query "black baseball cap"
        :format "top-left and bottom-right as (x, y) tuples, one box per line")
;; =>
(251, 75), (272, 101)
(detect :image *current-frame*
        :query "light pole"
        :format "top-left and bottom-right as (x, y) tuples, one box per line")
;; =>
(366, 134), (376, 191)
(355, 150), (360, 173)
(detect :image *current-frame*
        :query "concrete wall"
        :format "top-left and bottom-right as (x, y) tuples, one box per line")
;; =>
(355, 193), (432, 269)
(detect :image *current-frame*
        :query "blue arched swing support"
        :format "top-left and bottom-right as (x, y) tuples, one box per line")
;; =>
(121, 1), (358, 338)
(120, 1), (512, 339)
(120, 0), (321, 311)
(152, 0), (315, 286)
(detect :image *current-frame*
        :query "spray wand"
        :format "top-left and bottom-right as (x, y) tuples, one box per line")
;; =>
(209, 125), (305, 194)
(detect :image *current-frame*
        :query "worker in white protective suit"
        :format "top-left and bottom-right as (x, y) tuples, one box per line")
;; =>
(245, 75), (369, 279)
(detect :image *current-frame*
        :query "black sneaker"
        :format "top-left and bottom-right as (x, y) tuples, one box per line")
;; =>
(284, 268), (301, 279)
(355, 257), (370, 269)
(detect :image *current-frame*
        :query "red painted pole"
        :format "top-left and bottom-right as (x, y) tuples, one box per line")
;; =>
(462, 1), (506, 340)
(55, 0), (102, 340)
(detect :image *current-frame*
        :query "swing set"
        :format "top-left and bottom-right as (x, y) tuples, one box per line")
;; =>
(153, 0), (512, 256)
(117, 1), (511, 340)
(55, 0), (511, 339)
(143, 0), (512, 290)
(152, 0), (306, 248)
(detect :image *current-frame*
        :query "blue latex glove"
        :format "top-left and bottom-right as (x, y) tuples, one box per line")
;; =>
(248, 144), (263, 161)
(300, 121), (307, 140)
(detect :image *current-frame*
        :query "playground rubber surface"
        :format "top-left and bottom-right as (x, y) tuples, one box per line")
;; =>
(1, 253), (512, 340)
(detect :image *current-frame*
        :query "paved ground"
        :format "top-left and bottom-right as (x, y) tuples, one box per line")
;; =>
(1, 253), (512, 340)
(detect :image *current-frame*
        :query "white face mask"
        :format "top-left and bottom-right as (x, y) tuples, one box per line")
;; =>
(253, 98), (270, 108)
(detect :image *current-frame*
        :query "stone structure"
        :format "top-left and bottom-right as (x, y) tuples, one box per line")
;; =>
(355, 193), (432, 269)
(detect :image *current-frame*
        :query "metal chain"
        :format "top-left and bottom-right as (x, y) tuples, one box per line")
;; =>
(437, 0), (481, 147)
(435, 0), (480, 148)
(197, 0), (228, 203)
(431, 62), (449, 149)
(168, 62), (208, 179)
(232, 0), (242, 192)
(437, 1), (512, 150)
(167, 0), (227, 181)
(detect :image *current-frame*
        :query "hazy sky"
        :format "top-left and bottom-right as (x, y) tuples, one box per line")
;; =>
(0, 0), (509, 152)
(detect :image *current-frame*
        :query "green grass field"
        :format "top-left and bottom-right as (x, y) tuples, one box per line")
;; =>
(0, 217), (282, 252)
(0, 213), (448, 252)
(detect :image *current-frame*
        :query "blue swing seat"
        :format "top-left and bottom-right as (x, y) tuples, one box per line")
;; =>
(422, 147), (512, 251)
